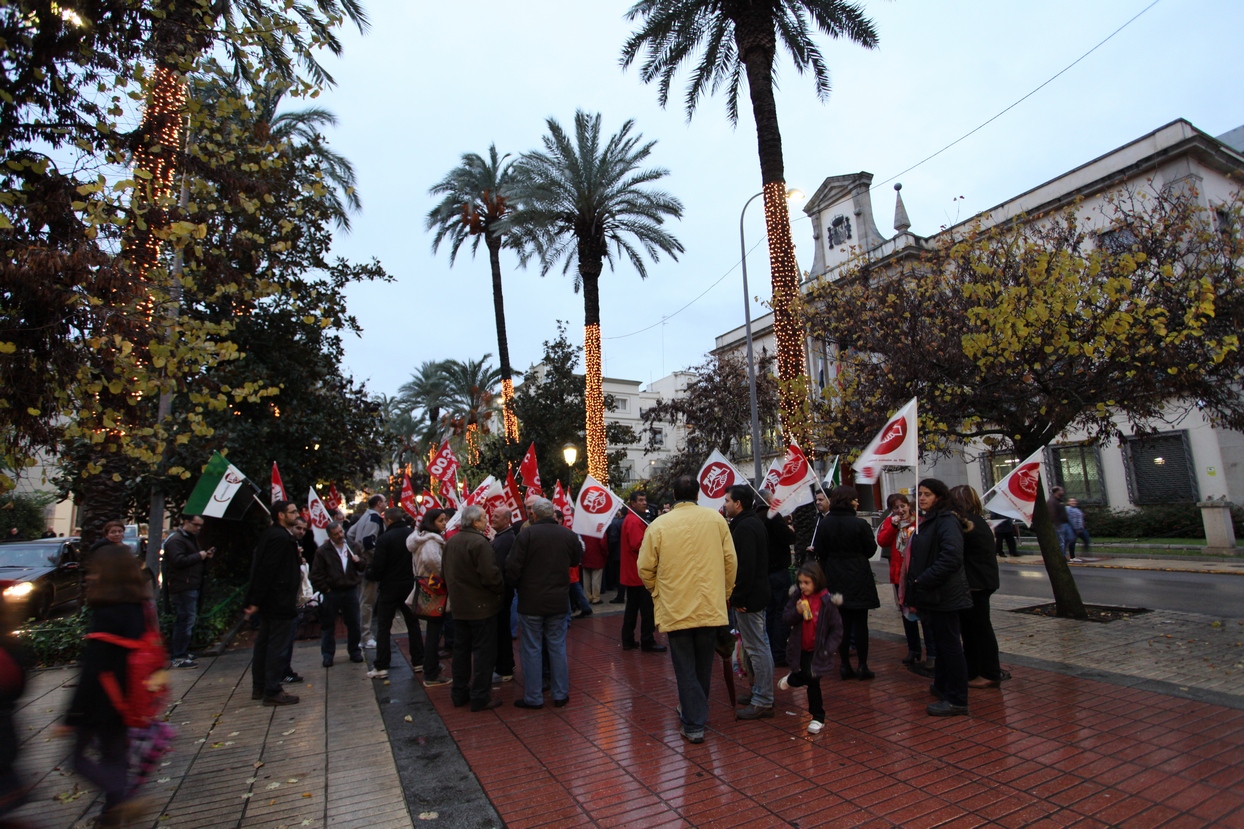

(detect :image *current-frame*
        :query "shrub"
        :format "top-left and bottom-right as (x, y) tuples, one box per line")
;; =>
(0, 491), (57, 540)
(15, 608), (90, 667)
(1080, 503), (1244, 539)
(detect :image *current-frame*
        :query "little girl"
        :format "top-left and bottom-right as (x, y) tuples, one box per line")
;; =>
(779, 561), (844, 734)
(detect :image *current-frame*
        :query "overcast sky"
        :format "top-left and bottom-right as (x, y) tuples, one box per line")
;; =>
(313, 0), (1244, 400)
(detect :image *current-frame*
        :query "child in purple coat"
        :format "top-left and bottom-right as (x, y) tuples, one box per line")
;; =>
(779, 561), (844, 734)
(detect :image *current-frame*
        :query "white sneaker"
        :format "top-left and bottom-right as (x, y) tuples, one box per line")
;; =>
(778, 673), (792, 691)
(366, 668), (388, 679)
(362, 638), (378, 649)
(807, 720), (824, 735)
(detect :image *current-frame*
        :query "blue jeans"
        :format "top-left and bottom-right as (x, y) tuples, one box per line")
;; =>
(766, 571), (792, 665)
(1057, 523), (1076, 557)
(170, 589), (198, 660)
(734, 609), (774, 708)
(667, 627), (717, 737)
(518, 613), (569, 705)
(320, 587), (362, 660)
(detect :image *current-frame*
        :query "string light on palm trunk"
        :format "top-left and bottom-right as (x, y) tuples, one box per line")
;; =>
(763, 180), (809, 445)
(501, 378), (519, 442)
(584, 323), (607, 484)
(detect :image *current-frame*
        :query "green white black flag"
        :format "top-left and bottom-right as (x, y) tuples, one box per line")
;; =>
(184, 452), (255, 519)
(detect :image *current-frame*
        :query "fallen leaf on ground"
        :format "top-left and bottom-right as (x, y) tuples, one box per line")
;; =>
(302, 792), (313, 798)
(282, 729), (296, 736)
(157, 777), (171, 784)
(404, 715), (412, 723)
(266, 782), (281, 790)
(418, 812), (439, 820)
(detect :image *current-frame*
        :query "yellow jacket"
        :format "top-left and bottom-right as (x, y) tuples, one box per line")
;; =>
(638, 501), (737, 632)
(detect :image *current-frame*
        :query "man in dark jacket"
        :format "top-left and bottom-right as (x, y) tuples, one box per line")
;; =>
(725, 486), (773, 719)
(162, 513), (212, 668)
(364, 508), (418, 680)
(758, 490), (796, 667)
(605, 509), (625, 602)
(506, 498), (581, 710)
(442, 505), (504, 712)
(309, 521), (366, 668)
(245, 500), (303, 705)
(490, 510), (519, 681)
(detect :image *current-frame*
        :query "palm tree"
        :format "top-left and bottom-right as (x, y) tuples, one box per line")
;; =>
(426, 147), (521, 441)
(438, 356), (503, 462)
(621, 0), (878, 442)
(398, 359), (452, 453)
(509, 111), (684, 484)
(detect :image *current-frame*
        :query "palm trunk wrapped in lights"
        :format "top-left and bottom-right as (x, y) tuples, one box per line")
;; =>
(584, 322), (607, 483)
(762, 181), (809, 444)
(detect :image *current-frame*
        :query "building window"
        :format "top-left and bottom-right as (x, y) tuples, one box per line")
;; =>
(1049, 443), (1107, 505)
(614, 396), (629, 412)
(1123, 431), (1198, 504)
(651, 429), (664, 449)
(1098, 226), (1138, 255)
(981, 452), (1020, 492)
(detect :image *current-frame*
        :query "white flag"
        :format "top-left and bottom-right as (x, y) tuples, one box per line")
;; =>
(571, 475), (625, 539)
(759, 458), (782, 493)
(853, 397), (919, 485)
(306, 487), (331, 546)
(696, 450), (748, 510)
(444, 476), (499, 538)
(982, 448), (1046, 525)
(767, 445), (820, 518)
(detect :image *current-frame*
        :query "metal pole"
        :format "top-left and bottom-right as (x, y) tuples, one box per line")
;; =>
(740, 190), (765, 486)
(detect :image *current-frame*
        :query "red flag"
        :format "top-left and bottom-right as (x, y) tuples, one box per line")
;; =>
(552, 481), (573, 528)
(428, 441), (460, 485)
(271, 462), (287, 504)
(518, 443), (543, 496)
(399, 475), (419, 520)
(421, 490), (443, 511)
(503, 468), (527, 523)
(325, 484), (343, 511)
(440, 468), (462, 510)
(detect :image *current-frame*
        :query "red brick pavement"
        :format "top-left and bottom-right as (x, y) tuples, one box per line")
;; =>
(406, 615), (1244, 829)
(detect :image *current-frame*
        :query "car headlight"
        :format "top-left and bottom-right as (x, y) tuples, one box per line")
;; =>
(3, 582), (34, 599)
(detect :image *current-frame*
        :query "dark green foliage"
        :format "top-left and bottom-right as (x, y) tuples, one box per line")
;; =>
(14, 607), (89, 667)
(1081, 503), (1244, 541)
(0, 491), (56, 538)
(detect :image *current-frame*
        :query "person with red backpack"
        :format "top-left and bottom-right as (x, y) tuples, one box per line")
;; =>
(63, 543), (166, 827)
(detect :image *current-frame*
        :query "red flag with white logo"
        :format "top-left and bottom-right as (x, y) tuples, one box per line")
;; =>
(696, 449), (748, 510)
(271, 462), (287, 504)
(399, 475), (419, 520)
(439, 468), (462, 510)
(428, 441), (460, 485)
(982, 448), (1045, 525)
(518, 443), (543, 496)
(551, 481), (571, 527)
(852, 397), (919, 485)
(306, 487), (331, 546)
(503, 468), (527, 523)
(325, 484), (343, 511)
(421, 490), (442, 511)
(767, 445), (820, 518)
(444, 476), (501, 538)
(571, 475), (623, 539)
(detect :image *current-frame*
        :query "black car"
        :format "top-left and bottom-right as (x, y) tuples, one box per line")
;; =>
(0, 537), (83, 621)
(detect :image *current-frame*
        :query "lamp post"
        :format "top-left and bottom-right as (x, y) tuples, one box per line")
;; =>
(740, 187), (802, 485)
(562, 443), (578, 467)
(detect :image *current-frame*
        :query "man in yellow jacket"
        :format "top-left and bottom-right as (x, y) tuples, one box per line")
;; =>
(639, 475), (737, 744)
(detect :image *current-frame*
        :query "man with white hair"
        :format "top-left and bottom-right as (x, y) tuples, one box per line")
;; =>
(506, 498), (581, 709)
(442, 504), (504, 712)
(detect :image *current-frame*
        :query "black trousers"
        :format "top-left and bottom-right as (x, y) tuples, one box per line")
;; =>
(253, 616), (295, 697)
(838, 608), (871, 667)
(923, 609), (969, 706)
(621, 585), (656, 646)
(495, 587), (515, 676)
(451, 616), (497, 708)
(374, 591), (421, 671)
(959, 589), (1002, 681)
(995, 534), (1017, 557)
(786, 650), (825, 723)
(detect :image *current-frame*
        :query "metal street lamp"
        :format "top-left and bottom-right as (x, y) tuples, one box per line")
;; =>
(740, 187), (803, 484)
(562, 443), (578, 467)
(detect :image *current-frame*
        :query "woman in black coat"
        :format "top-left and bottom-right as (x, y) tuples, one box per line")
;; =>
(63, 544), (152, 825)
(812, 486), (881, 680)
(950, 485), (1008, 688)
(908, 478), (973, 717)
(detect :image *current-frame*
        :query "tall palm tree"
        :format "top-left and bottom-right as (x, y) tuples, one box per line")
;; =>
(426, 147), (521, 441)
(509, 111), (684, 484)
(438, 356), (503, 463)
(621, 1), (878, 442)
(398, 359), (452, 452)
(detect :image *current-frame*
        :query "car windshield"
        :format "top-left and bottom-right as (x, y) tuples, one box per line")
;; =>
(0, 543), (58, 568)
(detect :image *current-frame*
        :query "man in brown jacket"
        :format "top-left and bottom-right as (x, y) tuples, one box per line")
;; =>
(442, 505), (504, 712)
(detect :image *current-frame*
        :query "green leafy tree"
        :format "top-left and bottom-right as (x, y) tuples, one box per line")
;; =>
(508, 111), (683, 485)
(426, 146), (522, 441)
(805, 188), (1244, 618)
(622, 0), (878, 444)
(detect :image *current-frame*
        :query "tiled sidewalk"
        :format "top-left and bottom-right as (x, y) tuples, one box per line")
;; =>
(424, 613), (1244, 829)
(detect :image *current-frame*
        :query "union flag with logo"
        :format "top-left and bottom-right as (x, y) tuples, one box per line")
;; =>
(852, 397), (919, 485)
(518, 443), (543, 497)
(766, 444), (820, 518)
(570, 475), (623, 539)
(695, 449), (748, 510)
(982, 448), (1046, 526)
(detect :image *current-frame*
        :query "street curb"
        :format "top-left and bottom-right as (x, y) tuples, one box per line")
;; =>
(368, 639), (503, 829)
(870, 630), (1244, 711)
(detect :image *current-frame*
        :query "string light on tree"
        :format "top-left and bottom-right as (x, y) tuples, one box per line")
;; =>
(584, 322), (607, 484)
(763, 180), (809, 446)
(501, 377), (519, 442)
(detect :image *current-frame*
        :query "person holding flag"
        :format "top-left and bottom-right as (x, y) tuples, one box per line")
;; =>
(619, 491), (663, 653)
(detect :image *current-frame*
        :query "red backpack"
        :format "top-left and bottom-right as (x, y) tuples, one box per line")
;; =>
(85, 604), (171, 728)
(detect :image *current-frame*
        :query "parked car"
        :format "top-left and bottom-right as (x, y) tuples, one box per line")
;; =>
(0, 537), (83, 621)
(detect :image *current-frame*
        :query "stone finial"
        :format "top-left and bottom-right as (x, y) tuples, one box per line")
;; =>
(893, 183), (911, 233)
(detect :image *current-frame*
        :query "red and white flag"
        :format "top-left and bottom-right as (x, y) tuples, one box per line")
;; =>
(464, 476), (497, 506)
(853, 397), (919, 485)
(571, 475), (623, 539)
(428, 441), (460, 485)
(421, 490), (443, 512)
(503, 468), (527, 524)
(982, 448), (1046, 525)
(518, 443), (543, 496)
(696, 450), (748, 510)
(439, 469), (462, 510)
(399, 475), (419, 520)
(551, 481), (571, 527)
(767, 445), (820, 518)
(271, 462), (287, 504)
(325, 484), (343, 511)
(759, 459), (782, 494)
(306, 487), (331, 546)
(444, 476), (501, 538)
